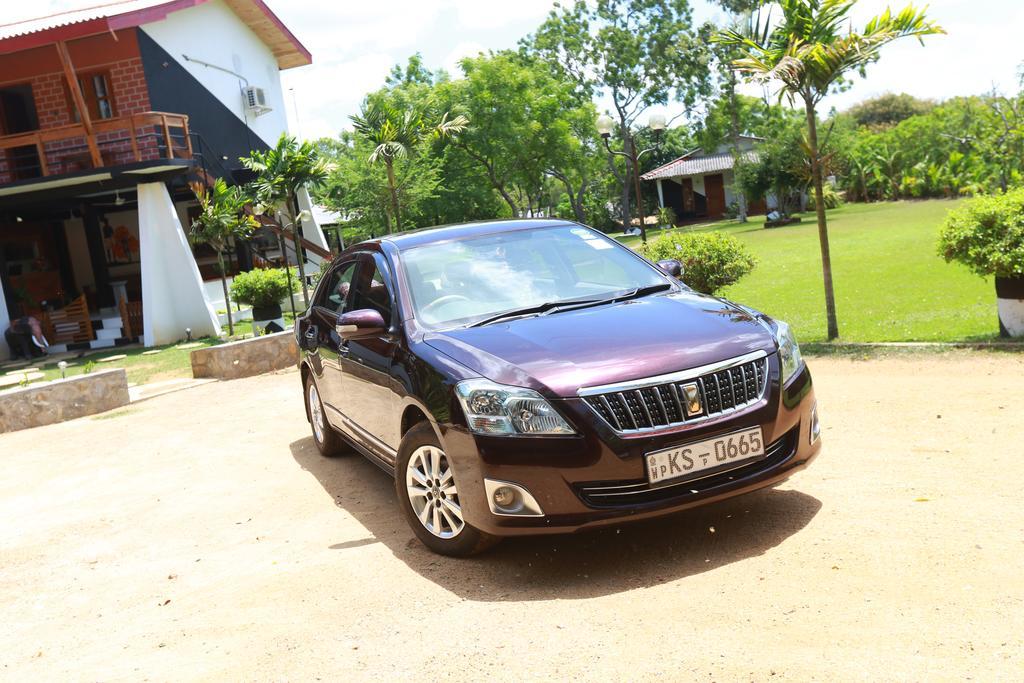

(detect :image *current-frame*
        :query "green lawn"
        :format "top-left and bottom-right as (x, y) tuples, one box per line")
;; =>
(17, 337), (225, 387)
(620, 200), (999, 343)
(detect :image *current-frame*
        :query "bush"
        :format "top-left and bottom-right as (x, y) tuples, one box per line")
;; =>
(937, 189), (1024, 279)
(808, 184), (843, 210)
(642, 231), (757, 295)
(230, 267), (296, 308)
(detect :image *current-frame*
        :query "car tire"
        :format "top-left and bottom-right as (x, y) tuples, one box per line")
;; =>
(305, 375), (346, 457)
(395, 422), (499, 557)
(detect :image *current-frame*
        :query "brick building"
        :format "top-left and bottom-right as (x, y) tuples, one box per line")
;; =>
(0, 0), (329, 356)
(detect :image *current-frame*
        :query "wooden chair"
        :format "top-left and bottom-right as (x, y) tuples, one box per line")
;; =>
(119, 299), (143, 340)
(42, 294), (94, 344)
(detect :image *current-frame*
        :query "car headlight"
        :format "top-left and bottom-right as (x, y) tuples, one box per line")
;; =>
(775, 320), (804, 385)
(455, 379), (576, 436)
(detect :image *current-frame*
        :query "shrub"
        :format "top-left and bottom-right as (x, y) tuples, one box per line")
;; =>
(230, 267), (296, 308)
(642, 231), (757, 295)
(808, 183), (843, 210)
(937, 189), (1024, 279)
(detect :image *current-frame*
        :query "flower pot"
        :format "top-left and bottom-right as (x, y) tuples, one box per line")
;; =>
(252, 303), (283, 321)
(995, 276), (1024, 338)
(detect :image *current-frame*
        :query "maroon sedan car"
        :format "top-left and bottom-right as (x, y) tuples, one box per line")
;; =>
(296, 219), (821, 556)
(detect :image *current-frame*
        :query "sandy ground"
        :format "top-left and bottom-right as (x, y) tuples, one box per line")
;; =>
(1, 353), (1022, 681)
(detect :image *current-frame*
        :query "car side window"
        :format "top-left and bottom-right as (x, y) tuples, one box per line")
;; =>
(316, 261), (357, 315)
(349, 255), (394, 324)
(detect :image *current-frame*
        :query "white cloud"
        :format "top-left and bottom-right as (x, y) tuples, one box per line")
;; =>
(442, 41), (488, 77)
(17, 0), (1024, 141)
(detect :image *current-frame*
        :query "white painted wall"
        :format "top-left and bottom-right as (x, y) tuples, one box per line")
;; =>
(137, 182), (221, 346)
(692, 175), (706, 197)
(0, 276), (10, 360)
(141, 0), (290, 147)
(296, 186), (330, 266)
(997, 297), (1024, 337)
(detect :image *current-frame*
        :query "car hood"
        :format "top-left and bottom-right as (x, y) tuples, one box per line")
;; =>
(423, 291), (778, 398)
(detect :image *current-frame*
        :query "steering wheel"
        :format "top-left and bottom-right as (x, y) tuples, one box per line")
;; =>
(420, 294), (471, 318)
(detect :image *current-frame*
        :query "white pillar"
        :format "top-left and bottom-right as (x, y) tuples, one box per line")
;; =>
(0, 276), (10, 360)
(656, 179), (665, 209)
(296, 186), (330, 266)
(137, 181), (220, 347)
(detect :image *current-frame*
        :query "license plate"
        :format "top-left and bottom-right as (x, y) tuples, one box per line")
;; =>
(645, 426), (765, 486)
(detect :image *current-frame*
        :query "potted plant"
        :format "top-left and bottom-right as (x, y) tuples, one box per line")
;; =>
(938, 188), (1024, 337)
(229, 267), (295, 322)
(657, 205), (676, 230)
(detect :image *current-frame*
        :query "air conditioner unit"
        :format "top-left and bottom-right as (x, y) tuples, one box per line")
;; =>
(243, 86), (272, 116)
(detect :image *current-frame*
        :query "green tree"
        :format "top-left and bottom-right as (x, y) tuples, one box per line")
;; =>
(240, 133), (331, 308)
(527, 0), (713, 228)
(189, 178), (257, 335)
(350, 100), (467, 233)
(717, 0), (944, 340)
(442, 51), (599, 221)
(316, 131), (445, 238)
(846, 92), (935, 128)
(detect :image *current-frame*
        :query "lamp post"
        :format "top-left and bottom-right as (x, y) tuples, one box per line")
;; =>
(597, 113), (666, 245)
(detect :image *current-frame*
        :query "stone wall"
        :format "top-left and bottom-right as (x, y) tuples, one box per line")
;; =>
(191, 332), (299, 381)
(0, 369), (130, 433)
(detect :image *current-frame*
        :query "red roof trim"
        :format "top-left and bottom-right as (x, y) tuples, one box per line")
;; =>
(0, 0), (311, 67)
(0, 18), (111, 55)
(106, 0), (205, 31)
(247, 0), (311, 66)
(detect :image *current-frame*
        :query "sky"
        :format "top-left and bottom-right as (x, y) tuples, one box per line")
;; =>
(11, 0), (1024, 140)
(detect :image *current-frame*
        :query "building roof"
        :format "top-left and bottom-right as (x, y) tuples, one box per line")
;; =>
(0, 0), (311, 69)
(641, 149), (759, 181)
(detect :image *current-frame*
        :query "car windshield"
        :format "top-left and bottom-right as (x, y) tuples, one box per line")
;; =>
(399, 225), (669, 328)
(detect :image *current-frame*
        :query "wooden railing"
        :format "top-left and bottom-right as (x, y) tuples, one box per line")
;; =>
(0, 111), (192, 183)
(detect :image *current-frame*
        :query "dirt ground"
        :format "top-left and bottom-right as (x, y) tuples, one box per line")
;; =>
(1, 352), (1022, 681)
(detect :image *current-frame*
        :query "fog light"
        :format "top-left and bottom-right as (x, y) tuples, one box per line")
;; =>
(492, 486), (517, 509)
(810, 401), (821, 444)
(483, 479), (544, 517)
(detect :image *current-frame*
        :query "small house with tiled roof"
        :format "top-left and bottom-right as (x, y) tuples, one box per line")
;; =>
(641, 135), (769, 223)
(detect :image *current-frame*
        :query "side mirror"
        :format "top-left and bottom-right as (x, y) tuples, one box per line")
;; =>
(656, 258), (684, 278)
(336, 308), (386, 340)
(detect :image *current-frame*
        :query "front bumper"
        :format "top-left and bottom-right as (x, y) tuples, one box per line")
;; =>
(442, 361), (821, 537)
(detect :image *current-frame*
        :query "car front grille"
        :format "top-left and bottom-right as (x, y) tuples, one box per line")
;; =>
(580, 352), (769, 434)
(574, 426), (798, 509)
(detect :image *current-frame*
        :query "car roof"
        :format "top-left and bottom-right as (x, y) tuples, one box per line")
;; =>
(362, 218), (579, 251)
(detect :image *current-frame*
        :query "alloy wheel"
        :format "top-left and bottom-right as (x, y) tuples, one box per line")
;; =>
(308, 382), (325, 444)
(405, 445), (464, 538)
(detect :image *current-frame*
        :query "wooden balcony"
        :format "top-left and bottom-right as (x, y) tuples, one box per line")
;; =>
(0, 111), (192, 185)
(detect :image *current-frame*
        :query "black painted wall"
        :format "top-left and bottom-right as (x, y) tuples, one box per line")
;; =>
(137, 28), (268, 181)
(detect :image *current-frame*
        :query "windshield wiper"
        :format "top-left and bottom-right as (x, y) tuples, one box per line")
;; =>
(468, 284), (672, 328)
(468, 298), (601, 327)
(604, 282), (673, 304)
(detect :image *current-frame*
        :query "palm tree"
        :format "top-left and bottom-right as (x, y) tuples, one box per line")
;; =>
(190, 178), (258, 336)
(241, 134), (331, 307)
(350, 102), (467, 232)
(717, 1), (943, 340)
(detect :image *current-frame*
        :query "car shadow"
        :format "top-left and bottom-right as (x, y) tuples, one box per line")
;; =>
(290, 436), (821, 601)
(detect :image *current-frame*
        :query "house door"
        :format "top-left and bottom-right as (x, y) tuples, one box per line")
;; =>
(0, 85), (42, 180)
(704, 173), (726, 218)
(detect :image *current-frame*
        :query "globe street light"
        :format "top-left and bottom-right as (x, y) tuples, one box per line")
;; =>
(596, 112), (665, 244)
